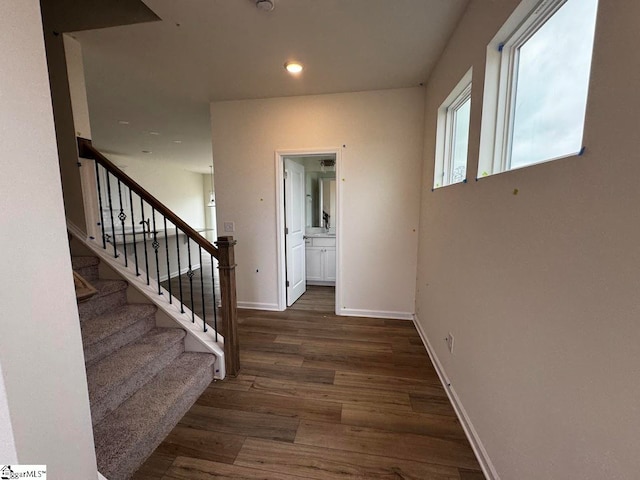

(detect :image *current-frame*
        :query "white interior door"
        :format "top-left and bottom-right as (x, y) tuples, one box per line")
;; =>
(284, 158), (306, 306)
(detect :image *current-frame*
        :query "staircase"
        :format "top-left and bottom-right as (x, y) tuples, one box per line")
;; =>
(72, 255), (215, 480)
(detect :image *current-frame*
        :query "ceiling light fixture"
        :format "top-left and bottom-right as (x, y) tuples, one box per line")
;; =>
(320, 159), (335, 172)
(207, 165), (216, 207)
(256, 0), (274, 12)
(149, 131), (160, 136)
(118, 120), (130, 125)
(284, 61), (303, 74)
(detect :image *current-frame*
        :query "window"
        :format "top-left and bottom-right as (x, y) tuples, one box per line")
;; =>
(434, 68), (472, 189)
(479, 0), (598, 176)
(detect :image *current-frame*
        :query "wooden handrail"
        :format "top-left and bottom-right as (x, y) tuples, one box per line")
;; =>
(77, 137), (220, 261)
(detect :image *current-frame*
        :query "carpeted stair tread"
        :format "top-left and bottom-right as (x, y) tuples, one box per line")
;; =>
(72, 255), (99, 269)
(90, 279), (127, 294)
(94, 352), (215, 480)
(72, 256), (100, 281)
(82, 304), (156, 366)
(78, 279), (129, 321)
(87, 328), (187, 426)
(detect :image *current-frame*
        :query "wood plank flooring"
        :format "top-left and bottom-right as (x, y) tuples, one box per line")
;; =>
(132, 298), (484, 479)
(289, 285), (335, 313)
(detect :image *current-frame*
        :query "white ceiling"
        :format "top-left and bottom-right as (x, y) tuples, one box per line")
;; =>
(74, 0), (469, 173)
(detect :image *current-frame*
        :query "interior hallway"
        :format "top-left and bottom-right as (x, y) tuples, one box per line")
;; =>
(133, 298), (484, 479)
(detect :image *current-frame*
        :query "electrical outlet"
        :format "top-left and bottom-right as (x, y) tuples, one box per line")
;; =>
(223, 221), (235, 233)
(445, 333), (454, 353)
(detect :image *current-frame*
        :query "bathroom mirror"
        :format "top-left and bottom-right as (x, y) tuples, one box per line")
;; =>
(306, 171), (336, 228)
(319, 177), (336, 228)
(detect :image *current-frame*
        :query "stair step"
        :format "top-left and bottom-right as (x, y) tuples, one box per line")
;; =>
(74, 271), (98, 303)
(72, 255), (100, 281)
(78, 280), (128, 321)
(82, 304), (156, 366)
(94, 352), (215, 480)
(87, 328), (186, 426)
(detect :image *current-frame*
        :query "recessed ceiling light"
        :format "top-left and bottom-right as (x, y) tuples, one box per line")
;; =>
(256, 0), (274, 12)
(284, 62), (303, 74)
(142, 150), (152, 154)
(149, 131), (160, 136)
(173, 140), (182, 144)
(118, 120), (130, 125)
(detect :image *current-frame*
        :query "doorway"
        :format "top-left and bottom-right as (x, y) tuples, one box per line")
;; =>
(275, 149), (341, 313)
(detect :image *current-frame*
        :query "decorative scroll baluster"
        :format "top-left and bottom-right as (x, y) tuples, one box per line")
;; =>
(129, 189), (140, 276)
(199, 246), (207, 332)
(140, 200), (150, 285)
(151, 208), (161, 295)
(105, 172), (118, 258)
(186, 239), (195, 323)
(94, 163), (106, 249)
(117, 179), (128, 267)
(175, 226), (185, 313)
(164, 218), (172, 303)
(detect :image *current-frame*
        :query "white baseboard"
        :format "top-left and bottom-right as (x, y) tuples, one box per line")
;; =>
(339, 308), (414, 320)
(98, 472), (108, 480)
(237, 301), (281, 311)
(307, 280), (336, 286)
(412, 314), (499, 480)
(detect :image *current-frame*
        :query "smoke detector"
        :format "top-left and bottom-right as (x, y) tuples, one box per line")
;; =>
(256, 0), (274, 12)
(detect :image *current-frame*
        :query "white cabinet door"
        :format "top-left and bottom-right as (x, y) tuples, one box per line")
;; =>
(324, 247), (336, 282)
(305, 247), (323, 282)
(306, 237), (336, 285)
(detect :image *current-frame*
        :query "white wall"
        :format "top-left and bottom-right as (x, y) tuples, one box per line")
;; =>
(416, 1), (640, 478)
(64, 34), (92, 140)
(211, 88), (424, 316)
(0, 0), (97, 476)
(42, 10), (88, 230)
(0, 362), (17, 463)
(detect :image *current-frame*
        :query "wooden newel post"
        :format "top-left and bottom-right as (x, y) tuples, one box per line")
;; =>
(216, 236), (240, 377)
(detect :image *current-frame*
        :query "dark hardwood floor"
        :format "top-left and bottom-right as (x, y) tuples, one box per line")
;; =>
(289, 285), (335, 313)
(134, 282), (484, 479)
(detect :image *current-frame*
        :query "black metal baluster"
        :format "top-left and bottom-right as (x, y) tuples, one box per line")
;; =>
(199, 246), (207, 332)
(140, 199), (150, 285)
(117, 180), (128, 267)
(105, 172), (118, 258)
(129, 189), (140, 276)
(187, 239), (195, 323)
(151, 208), (162, 295)
(94, 162), (106, 249)
(211, 254), (218, 341)
(175, 226), (185, 313)
(164, 217), (172, 303)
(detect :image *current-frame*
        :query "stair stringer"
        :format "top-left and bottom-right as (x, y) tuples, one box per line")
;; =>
(68, 221), (226, 379)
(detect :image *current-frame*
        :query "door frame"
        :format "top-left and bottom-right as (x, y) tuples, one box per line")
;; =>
(275, 147), (342, 313)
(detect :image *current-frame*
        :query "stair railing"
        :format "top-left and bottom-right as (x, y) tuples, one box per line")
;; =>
(77, 137), (240, 376)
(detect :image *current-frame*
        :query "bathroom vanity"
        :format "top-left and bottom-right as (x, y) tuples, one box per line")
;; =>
(305, 233), (336, 285)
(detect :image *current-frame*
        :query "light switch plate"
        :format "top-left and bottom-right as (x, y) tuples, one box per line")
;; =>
(223, 221), (235, 233)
